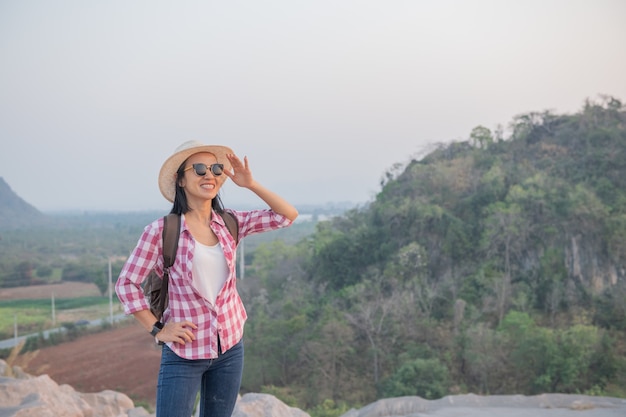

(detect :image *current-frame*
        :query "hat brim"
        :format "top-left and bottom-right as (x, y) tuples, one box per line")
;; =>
(158, 143), (234, 202)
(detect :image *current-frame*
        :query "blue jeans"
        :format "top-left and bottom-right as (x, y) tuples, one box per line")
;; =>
(156, 339), (244, 417)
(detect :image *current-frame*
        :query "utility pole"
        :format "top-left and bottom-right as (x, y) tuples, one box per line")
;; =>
(108, 258), (113, 324)
(51, 292), (56, 326)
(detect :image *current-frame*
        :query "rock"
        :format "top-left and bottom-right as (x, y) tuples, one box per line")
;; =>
(0, 374), (91, 417)
(0, 359), (311, 417)
(233, 393), (310, 417)
(342, 393), (626, 417)
(9, 366), (32, 380)
(0, 360), (143, 417)
(127, 407), (154, 417)
(80, 390), (136, 416)
(2, 359), (626, 417)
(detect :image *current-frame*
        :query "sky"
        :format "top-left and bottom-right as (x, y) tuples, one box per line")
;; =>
(1, 1), (625, 212)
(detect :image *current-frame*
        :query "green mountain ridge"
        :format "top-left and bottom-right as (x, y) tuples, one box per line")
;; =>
(237, 96), (626, 406)
(317, 97), (626, 299)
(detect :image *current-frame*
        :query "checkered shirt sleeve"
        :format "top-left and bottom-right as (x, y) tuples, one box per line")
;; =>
(115, 217), (164, 314)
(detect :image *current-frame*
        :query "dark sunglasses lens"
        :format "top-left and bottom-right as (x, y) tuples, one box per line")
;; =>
(192, 164), (207, 176)
(191, 163), (223, 176)
(211, 164), (224, 176)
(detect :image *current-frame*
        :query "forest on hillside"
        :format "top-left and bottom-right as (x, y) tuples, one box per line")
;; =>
(236, 96), (626, 411)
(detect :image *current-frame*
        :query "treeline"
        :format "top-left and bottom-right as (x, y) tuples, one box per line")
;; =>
(0, 217), (148, 291)
(0, 210), (318, 291)
(237, 96), (626, 411)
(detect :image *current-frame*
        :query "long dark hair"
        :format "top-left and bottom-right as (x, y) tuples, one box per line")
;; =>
(170, 159), (226, 215)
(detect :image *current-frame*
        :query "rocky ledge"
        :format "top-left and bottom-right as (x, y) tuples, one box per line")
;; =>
(1, 359), (625, 417)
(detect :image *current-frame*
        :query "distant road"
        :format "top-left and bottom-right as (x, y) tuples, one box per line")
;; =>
(0, 314), (127, 349)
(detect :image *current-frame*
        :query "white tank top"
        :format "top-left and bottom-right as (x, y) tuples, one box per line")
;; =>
(192, 240), (229, 305)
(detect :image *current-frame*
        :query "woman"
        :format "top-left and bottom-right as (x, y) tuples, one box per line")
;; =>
(115, 140), (298, 417)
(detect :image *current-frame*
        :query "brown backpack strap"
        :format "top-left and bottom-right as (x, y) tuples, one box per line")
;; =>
(222, 211), (239, 244)
(157, 213), (181, 319)
(162, 213), (181, 268)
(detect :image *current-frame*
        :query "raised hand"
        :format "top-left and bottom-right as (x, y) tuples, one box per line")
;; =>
(224, 154), (255, 188)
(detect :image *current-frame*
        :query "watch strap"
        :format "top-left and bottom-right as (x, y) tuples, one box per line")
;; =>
(150, 321), (164, 337)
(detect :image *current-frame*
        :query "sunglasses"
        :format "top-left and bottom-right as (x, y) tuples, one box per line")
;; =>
(184, 163), (224, 176)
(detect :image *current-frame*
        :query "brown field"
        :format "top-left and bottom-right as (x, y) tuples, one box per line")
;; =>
(14, 323), (161, 407)
(5, 282), (161, 408)
(0, 281), (102, 300)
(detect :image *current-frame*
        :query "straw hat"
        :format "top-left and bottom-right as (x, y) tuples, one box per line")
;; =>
(158, 140), (234, 202)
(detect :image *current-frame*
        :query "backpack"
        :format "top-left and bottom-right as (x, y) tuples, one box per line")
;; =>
(143, 211), (239, 321)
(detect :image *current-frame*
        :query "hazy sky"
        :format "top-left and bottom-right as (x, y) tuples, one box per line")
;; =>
(1, 1), (625, 212)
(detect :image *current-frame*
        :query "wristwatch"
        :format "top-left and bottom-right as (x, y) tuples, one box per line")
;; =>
(150, 321), (164, 337)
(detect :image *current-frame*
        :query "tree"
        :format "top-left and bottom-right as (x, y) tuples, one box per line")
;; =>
(301, 309), (359, 404)
(381, 357), (450, 399)
(481, 201), (529, 323)
(498, 311), (611, 394)
(344, 271), (397, 388)
(388, 242), (434, 315)
(36, 265), (53, 279)
(461, 323), (510, 393)
(16, 261), (36, 286)
(470, 125), (494, 149)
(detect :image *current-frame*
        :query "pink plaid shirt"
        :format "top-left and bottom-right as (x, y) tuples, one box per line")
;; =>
(115, 209), (293, 359)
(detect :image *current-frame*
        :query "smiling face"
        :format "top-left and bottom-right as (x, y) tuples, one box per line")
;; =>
(178, 152), (227, 204)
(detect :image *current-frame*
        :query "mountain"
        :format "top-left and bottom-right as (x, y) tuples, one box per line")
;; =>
(309, 98), (626, 302)
(236, 97), (626, 404)
(0, 177), (47, 229)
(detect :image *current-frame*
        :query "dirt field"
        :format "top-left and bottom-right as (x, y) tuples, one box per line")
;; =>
(15, 323), (162, 407)
(4, 282), (161, 408)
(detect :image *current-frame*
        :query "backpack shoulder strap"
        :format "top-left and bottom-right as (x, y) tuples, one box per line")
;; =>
(162, 213), (181, 268)
(222, 210), (239, 244)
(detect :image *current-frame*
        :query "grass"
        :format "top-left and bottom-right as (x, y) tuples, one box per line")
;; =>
(34, 268), (63, 281)
(0, 296), (112, 339)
